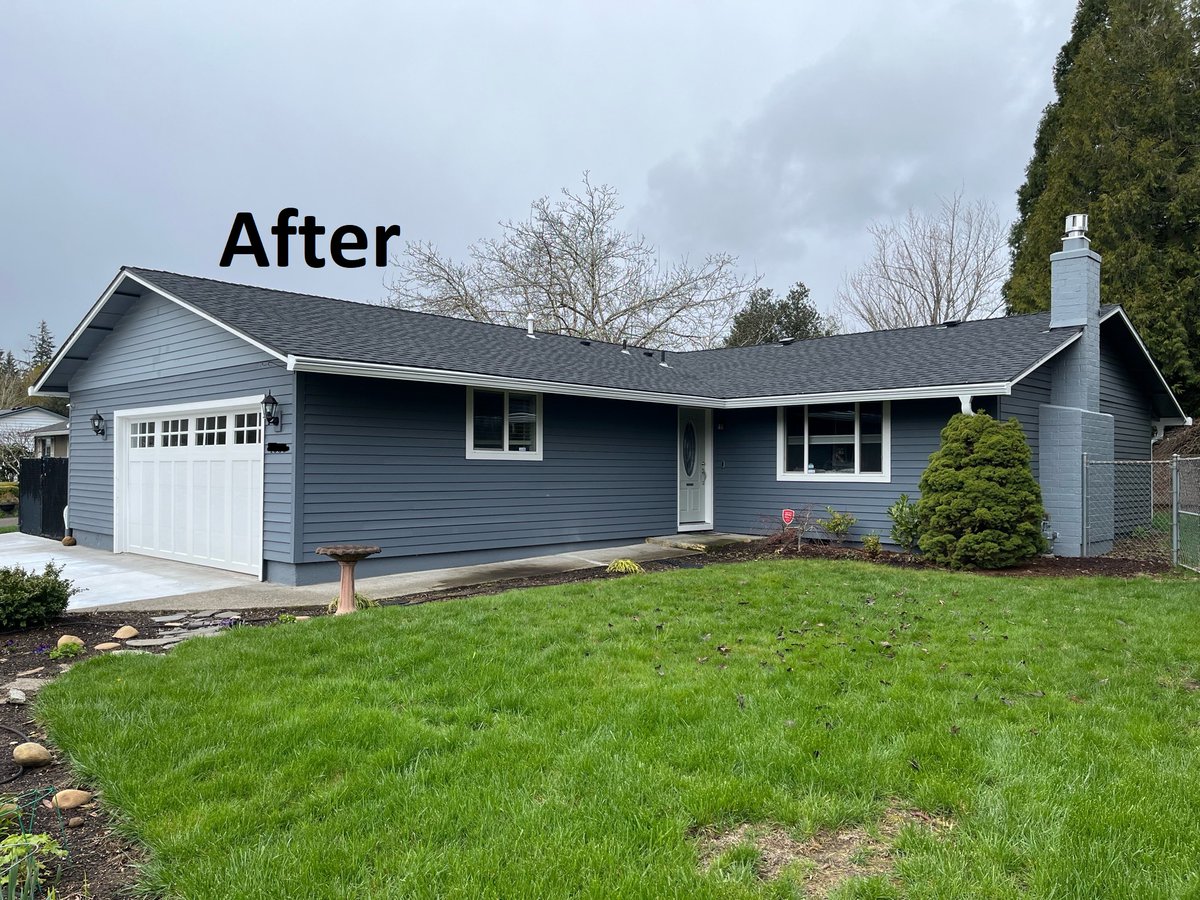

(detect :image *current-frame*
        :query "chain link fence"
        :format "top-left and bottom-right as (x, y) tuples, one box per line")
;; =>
(1083, 455), (1200, 571)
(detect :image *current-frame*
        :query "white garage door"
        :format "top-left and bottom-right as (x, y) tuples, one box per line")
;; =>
(115, 397), (265, 576)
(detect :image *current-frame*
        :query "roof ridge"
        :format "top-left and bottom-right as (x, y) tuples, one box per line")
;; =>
(677, 309), (1057, 356)
(125, 266), (661, 352)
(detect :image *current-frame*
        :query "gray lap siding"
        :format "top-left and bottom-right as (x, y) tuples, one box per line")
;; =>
(64, 290), (295, 561)
(712, 398), (963, 541)
(297, 374), (678, 563)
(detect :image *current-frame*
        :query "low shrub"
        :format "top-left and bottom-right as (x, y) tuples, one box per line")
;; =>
(48, 642), (84, 660)
(819, 507), (857, 543)
(887, 494), (921, 553)
(862, 533), (883, 558)
(606, 558), (645, 575)
(0, 563), (76, 630)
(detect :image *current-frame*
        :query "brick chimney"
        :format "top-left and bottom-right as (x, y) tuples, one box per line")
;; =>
(1049, 213), (1101, 413)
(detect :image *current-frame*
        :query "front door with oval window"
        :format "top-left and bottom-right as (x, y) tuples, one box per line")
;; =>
(678, 408), (710, 530)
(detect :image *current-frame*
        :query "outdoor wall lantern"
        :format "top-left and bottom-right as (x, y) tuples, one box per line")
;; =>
(262, 393), (281, 428)
(90, 411), (106, 437)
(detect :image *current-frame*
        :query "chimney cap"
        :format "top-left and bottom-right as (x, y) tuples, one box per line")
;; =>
(1064, 213), (1088, 239)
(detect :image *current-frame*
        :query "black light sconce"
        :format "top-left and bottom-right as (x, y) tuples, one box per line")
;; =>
(262, 393), (281, 428)
(90, 411), (106, 437)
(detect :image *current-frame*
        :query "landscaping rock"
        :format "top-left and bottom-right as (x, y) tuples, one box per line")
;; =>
(112, 625), (139, 640)
(93, 642), (121, 651)
(110, 649), (150, 656)
(67, 817), (84, 828)
(4, 678), (48, 695)
(56, 634), (84, 649)
(123, 637), (177, 647)
(6, 688), (26, 705)
(295, 616), (312, 622)
(52, 789), (92, 810)
(13, 743), (51, 767)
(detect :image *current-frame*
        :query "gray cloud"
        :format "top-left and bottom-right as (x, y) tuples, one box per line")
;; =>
(637, 1), (1072, 307)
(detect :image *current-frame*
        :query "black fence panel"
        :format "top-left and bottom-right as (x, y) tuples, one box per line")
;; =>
(18, 457), (68, 540)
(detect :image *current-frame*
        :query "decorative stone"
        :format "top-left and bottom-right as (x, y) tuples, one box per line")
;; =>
(13, 743), (51, 767)
(295, 616), (312, 622)
(56, 635), (84, 649)
(7, 688), (26, 705)
(51, 789), (92, 810)
(124, 637), (181, 647)
(3, 678), (47, 695)
(61, 535), (76, 546)
(93, 642), (120, 651)
(112, 626), (139, 640)
(66, 817), (84, 828)
(110, 649), (150, 656)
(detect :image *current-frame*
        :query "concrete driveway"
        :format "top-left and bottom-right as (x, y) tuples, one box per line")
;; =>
(0, 533), (254, 610)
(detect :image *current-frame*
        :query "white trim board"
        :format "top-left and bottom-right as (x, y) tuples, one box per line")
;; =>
(287, 354), (1017, 410)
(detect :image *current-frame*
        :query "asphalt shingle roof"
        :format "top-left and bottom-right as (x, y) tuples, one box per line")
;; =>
(128, 267), (1079, 400)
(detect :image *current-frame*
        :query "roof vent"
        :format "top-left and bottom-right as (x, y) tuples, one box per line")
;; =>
(621, 339), (631, 355)
(579, 340), (591, 346)
(643, 350), (654, 357)
(941, 320), (960, 328)
(779, 336), (796, 345)
(525, 313), (536, 338)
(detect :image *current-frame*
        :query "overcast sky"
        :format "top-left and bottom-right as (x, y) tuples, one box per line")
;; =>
(1, 1), (1075, 357)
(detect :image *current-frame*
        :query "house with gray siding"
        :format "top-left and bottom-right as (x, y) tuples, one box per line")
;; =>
(31, 216), (1189, 583)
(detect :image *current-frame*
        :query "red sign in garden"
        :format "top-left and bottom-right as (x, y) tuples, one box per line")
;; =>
(781, 508), (795, 526)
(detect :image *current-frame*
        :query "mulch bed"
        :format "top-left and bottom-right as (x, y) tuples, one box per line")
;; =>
(0, 539), (1176, 897)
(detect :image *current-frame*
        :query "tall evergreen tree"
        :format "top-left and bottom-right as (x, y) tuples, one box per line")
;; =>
(20, 323), (66, 415)
(725, 282), (836, 347)
(1005, 0), (1200, 414)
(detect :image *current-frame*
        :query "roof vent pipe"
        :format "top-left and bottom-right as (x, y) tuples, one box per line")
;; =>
(659, 349), (669, 368)
(525, 312), (536, 339)
(621, 339), (630, 356)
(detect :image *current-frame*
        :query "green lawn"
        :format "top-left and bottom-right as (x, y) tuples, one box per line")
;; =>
(37, 560), (1200, 898)
(0, 525), (16, 535)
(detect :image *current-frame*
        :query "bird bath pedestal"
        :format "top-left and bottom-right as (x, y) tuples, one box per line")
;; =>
(315, 545), (381, 615)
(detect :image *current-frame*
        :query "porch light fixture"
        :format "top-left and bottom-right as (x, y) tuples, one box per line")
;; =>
(262, 393), (281, 428)
(90, 411), (106, 436)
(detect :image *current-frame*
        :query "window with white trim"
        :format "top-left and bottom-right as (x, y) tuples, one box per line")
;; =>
(467, 388), (543, 459)
(233, 412), (261, 445)
(777, 401), (890, 481)
(160, 418), (188, 447)
(130, 421), (155, 448)
(195, 415), (228, 446)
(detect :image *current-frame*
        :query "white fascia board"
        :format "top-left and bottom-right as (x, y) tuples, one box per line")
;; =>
(30, 268), (289, 398)
(1100, 306), (1188, 420)
(287, 355), (1012, 409)
(1008, 330), (1083, 388)
(29, 269), (129, 396)
(121, 271), (288, 364)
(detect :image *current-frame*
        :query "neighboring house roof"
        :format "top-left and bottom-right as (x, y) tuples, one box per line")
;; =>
(31, 267), (1188, 420)
(28, 422), (69, 438)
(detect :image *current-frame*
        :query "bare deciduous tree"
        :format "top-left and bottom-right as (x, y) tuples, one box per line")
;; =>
(0, 429), (34, 482)
(388, 174), (759, 349)
(837, 192), (1009, 331)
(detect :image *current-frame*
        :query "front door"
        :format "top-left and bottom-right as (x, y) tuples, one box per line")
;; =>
(678, 407), (710, 531)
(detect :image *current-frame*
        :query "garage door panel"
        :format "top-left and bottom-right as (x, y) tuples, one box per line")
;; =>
(118, 404), (263, 576)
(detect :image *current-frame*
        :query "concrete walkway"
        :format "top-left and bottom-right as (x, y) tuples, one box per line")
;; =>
(0, 533), (695, 613)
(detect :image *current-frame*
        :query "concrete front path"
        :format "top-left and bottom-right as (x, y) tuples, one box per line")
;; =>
(0, 533), (696, 613)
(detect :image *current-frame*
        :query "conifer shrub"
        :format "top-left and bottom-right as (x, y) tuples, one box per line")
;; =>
(916, 412), (1048, 569)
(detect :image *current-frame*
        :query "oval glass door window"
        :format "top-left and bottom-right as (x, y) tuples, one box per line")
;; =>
(683, 422), (697, 476)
